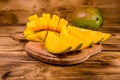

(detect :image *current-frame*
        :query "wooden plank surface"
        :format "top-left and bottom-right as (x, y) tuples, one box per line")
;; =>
(0, 0), (120, 79)
(0, 0), (120, 25)
(0, 25), (120, 80)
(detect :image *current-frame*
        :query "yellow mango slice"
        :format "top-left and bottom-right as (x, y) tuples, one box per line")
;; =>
(45, 31), (71, 54)
(35, 30), (48, 41)
(71, 26), (104, 44)
(60, 26), (82, 51)
(102, 33), (111, 41)
(25, 33), (42, 42)
(92, 31), (111, 42)
(26, 21), (40, 32)
(48, 14), (60, 31)
(56, 18), (68, 32)
(28, 14), (39, 21)
(67, 26), (93, 50)
(96, 32), (111, 42)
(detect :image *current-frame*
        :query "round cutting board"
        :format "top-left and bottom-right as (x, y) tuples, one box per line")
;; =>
(25, 41), (102, 65)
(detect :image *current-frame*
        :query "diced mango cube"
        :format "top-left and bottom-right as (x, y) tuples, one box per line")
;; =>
(38, 16), (50, 30)
(26, 21), (40, 32)
(42, 14), (51, 29)
(48, 15), (60, 31)
(56, 19), (68, 32)
(28, 14), (39, 21)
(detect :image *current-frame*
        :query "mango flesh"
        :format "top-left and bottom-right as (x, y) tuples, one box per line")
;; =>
(71, 26), (104, 44)
(26, 21), (40, 32)
(24, 29), (34, 37)
(67, 26), (93, 50)
(48, 15), (60, 31)
(38, 17), (50, 30)
(28, 14), (39, 21)
(56, 19), (68, 32)
(24, 13), (111, 54)
(101, 33), (111, 42)
(42, 13), (51, 29)
(60, 26), (83, 51)
(45, 31), (71, 54)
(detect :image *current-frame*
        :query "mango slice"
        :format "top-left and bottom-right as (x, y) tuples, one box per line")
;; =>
(48, 15), (60, 31)
(60, 26), (83, 51)
(56, 19), (68, 32)
(91, 31), (111, 42)
(99, 32), (111, 42)
(35, 30), (48, 41)
(67, 26), (93, 50)
(71, 26), (104, 44)
(45, 31), (71, 54)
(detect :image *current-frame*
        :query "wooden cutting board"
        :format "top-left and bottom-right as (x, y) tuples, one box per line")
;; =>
(12, 33), (102, 65)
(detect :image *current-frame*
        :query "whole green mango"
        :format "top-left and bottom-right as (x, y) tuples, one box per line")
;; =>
(71, 7), (104, 30)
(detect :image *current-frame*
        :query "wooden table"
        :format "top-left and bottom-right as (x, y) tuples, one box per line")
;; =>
(0, 24), (120, 80)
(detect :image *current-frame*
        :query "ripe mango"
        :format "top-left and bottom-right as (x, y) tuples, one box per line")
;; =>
(45, 31), (71, 54)
(71, 7), (104, 30)
(60, 26), (83, 51)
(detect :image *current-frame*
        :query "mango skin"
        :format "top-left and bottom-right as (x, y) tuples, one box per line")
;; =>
(71, 7), (104, 30)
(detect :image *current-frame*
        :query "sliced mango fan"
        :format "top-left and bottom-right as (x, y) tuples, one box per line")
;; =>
(24, 13), (111, 54)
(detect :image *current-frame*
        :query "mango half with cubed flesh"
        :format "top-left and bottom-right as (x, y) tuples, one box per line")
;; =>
(24, 13), (111, 54)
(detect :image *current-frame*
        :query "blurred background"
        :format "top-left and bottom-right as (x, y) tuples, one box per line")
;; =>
(0, 0), (119, 26)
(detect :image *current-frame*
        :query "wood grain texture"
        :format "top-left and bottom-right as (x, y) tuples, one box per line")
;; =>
(0, 0), (120, 25)
(0, 52), (120, 80)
